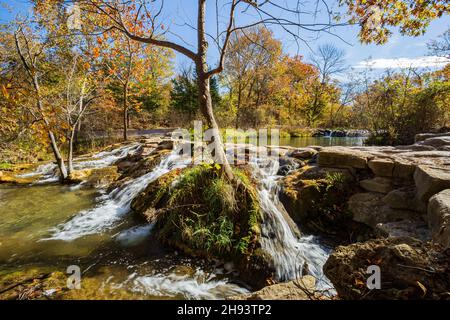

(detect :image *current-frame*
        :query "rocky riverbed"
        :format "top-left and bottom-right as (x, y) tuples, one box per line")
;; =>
(1, 132), (449, 300)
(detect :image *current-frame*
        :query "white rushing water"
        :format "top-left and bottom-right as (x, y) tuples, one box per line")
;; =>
(17, 143), (141, 183)
(44, 152), (191, 241)
(250, 156), (333, 291)
(115, 224), (155, 247)
(129, 269), (248, 300)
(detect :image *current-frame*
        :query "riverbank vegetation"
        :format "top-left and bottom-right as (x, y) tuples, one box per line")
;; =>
(1, 1), (448, 169)
(0, 0), (449, 301)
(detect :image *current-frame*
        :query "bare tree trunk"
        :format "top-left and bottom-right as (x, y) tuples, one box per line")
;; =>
(67, 127), (76, 176)
(48, 131), (68, 180)
(123, 85), (128, 141)
(197, 0), (234, 181)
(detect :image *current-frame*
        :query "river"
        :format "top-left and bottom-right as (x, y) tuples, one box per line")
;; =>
(0, 136), (361, 299)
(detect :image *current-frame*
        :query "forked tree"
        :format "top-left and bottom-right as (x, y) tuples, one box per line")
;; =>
(70, 0), (448, 181)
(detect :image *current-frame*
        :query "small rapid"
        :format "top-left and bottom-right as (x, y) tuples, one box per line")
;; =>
(44, 151), (191, 241)
(130, 269), (248, 299)
(17, 143), (141, 183)
(250, 156), (333, 291)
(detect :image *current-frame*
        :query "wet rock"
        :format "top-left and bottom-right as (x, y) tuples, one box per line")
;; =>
(286, 148), (318, 160)
(428, 189), (450, 249)
(348, 192), (418, 228)
(323, 237), (450, 299)
(277, 157), (302, 176)
(155, 139), (174, 151)
(414, 165), (450, 202)
(368, 159), (395, 177)
(375, 219), (430, 241)
(382, 187), (426, 213)
(0, 171), (37, 184)
(318, 147), (371, 169)
(360, 177), (394, 194)
(131, 169), (181, 216)
(229, 275), (317, 300)
(68, 166), (120, 188)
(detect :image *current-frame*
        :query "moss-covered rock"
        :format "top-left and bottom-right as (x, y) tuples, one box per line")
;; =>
(68, 166), (120, 187)
(280, 166), (373, 243)
(131, 164), (273, 288)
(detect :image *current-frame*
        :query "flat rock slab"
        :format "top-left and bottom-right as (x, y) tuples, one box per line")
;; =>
(318, 146), (371, 169)
(414, 165), (450, 201)
(415, 132), (450, 143)
(229, 275), (317, 300)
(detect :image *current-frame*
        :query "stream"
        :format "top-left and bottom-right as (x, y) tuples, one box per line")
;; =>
(0, 137), (358, 299)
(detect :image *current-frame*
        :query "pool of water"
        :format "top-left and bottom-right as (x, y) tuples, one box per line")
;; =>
(0, 184), (246, 299)
(0, 137), (361, 299)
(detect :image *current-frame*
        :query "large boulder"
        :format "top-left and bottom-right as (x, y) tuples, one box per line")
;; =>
(131, 164), (273, 289)
(280, 166), (371, 242)
(414, 165), (450, 202)
(382, 187), (426, 213)
(348, 193), (418, 228)
(318, 147), (371, 169)
(323, 237), (450, 299)
(428, 189), (450, 249)
(229, 275), (317, 300)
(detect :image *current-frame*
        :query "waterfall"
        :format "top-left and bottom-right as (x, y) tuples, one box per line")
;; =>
(43, 152), (191, 241)
(249, 157), (333, 291)
(17, 143), (141, 183)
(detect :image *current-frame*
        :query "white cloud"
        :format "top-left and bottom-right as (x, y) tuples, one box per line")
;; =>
(354, 56), (449, 69)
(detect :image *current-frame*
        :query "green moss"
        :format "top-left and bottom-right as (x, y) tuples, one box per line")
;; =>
(154, 164), (261, 260)
(0, 163), (13, 170)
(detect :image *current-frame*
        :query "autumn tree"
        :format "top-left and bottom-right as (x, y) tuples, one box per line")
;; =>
(223, 27), (282, 128)
(101, 30), (173, 140)
(303, 44), (346, 126)
(11, 22), (70, 179)
(48, 0), (448, 180)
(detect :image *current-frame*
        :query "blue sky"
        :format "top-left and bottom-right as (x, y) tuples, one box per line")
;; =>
(1, 0), (449, 75)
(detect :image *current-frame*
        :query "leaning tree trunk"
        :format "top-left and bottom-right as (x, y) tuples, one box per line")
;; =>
(48, 131), (68, 180)
(196, 67), (234, 181)
(196, 0), (234, 181)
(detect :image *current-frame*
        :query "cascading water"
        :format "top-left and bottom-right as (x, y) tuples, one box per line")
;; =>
(17, 143), (141, 183)
(250, 156), (334, 291)
(43, 151), (191, 241)
(130, 269), (248, 300)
